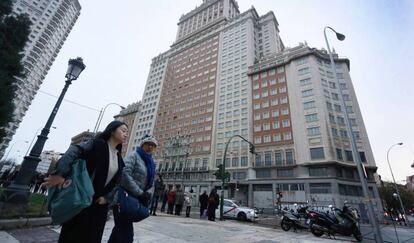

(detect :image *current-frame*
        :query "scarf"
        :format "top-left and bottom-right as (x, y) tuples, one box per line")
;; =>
(136, 147), (156, 191)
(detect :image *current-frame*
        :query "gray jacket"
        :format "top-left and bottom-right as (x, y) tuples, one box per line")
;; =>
(121, 151), (154, 198)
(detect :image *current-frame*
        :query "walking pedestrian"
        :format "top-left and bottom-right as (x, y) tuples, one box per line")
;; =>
(167, 186), (176, 214)
(185, 189), (193, 217)
(42, 121), (128, 243)
(199, 190), (209, 218)
(207, 188), (219, 221)
(108, 134), (158, 243)
(175, 186), (185, 216)
(150, 173), (164, 216)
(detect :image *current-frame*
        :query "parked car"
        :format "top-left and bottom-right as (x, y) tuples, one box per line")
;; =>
(216, 199), (258, 221)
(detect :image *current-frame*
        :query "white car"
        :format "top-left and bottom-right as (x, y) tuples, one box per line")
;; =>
(216, 199), (258, 221)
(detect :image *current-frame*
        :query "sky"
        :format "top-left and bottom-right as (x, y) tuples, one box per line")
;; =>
(5, 0), (414, 182)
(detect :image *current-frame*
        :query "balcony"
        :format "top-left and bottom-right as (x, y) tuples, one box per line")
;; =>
(253, 160), (296, 168)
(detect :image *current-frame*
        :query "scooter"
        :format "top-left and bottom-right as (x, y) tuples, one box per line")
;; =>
(280, 205), (311, 232)
(308, 203), (362, 242)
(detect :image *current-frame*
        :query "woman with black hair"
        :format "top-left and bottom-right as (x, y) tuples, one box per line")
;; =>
(42, 120), (128, 243)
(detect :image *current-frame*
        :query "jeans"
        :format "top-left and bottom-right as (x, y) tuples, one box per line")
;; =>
(150, 196), (159, 215)
(108, 207), (134, 243)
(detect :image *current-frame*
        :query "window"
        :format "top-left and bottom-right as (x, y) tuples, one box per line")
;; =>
(280, 97), (288, 104)
(302, 89), (313, 97)
(346, 106), (354, 113)
(254, 103), (260, 110)
(309, 167), (328, 177)
(263, 123), (270, 130)
(300, 78), (311, 86)
(310, 147), (325, 160)
(241, 156), (248, 166)
(345, 150), (353, 161)
(353, 131), (361, 140)
(339, 184), (363, 196)
(282, 119), (290, 127)
(296, 57), (308, 65)
(277, 66), (284, 73)
(263, 112), (270, 119)
(256, 170), (271, 178)
(270, 88), (277, 95)
(309, 183), (331, 194)
(277, 169), (293, 177)
(303, 101), (315, 109)
(254, 124), (261, 132)
(272, 110), (279, 117)
(298, 67), (310, 75)
(255, 136), (262, 144)
(359, 152), (367, 163)
(336, 148), (343, 160)
(278, 76), (286, 83)
(284, 132), (292, 140)
(286, 150), (295, 165)
(273, 133), (281, 141)
(265, 152), (272, 165)
(281, 108), (289, 115)
(279, 86), (287, 93)
(271, 99), (279, 106)
(232, 157), (239, 167)
(254, 114), (261, 120)
(255, 153), (262, 166)
(275, 151), (283, 165)
(305, 113), (318, 122)
(307, 127), (321, 136)
(340, 130), (348, 138)
(334, 104), (342, 112)
(272, 121), (280, 129)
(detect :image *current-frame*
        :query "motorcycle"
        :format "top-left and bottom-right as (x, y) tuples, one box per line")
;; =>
(308, 203), (362, 242)
(280, 205), (312, 232)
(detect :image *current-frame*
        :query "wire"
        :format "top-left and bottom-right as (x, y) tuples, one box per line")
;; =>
(38, 90), (100, 112)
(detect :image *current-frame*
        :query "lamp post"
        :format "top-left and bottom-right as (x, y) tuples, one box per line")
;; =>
(220, 135), (256, 220)
(324, 26), (383, 242)
(93, 103), (125, 133)
(387, 142), (408, 225)
(2, 57), (85, 203)
(2, 140), (29, 161)
(25, 126), (57, 157)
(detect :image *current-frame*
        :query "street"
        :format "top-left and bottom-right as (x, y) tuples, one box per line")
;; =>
(0, 213), (353, 243)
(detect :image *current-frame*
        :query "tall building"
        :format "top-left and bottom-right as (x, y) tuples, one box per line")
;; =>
(37, 150), (62, 174)
(114, 101), (141, 156)
(128, 0), (381, 216)
(71, 130), (95, 145)
(0, 0), (81, 158)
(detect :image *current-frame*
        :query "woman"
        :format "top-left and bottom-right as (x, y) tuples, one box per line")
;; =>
(207, 188), (219, 221)
(174, 186), (185, 216)
(42, 121), (128, 243)
(185, 189), (193, 217)
(167, 186), (176, 215)
(108, 134), (157, 243)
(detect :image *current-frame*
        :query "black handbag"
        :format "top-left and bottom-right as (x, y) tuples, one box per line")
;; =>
(117, 187), (150, 222)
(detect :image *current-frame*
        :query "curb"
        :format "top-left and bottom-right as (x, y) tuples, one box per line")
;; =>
(0, 217), (51, 230)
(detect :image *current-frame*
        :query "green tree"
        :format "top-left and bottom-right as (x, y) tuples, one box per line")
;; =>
(0, 0), (31, 141)
(379, 181), (414, 212)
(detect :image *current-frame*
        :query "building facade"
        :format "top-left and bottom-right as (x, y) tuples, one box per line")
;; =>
(0, 0), (81, 158)
(37, 150), (62, 174)
(129, 0), (382, 217)
(114, 101), (141, 156)
(71, 130), (95, 145)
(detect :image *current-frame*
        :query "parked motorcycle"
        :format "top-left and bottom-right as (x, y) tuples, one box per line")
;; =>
(280, 205), (311, 232)
(308, 203), (362, 242)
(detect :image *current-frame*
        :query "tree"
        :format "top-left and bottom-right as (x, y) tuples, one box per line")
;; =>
(379, 181), (414, 213)
(214, 164), (230, 182)
(0, 0), (31, 141)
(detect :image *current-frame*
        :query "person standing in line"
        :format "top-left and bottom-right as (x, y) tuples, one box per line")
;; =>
(207, 188), (219, 221)
(42, 121), (128, 243)
(199, 190), (209, 218)
(175, 186), (185, 216)
(185, 189), (193, 217)
(149, 173), (164, 216)
(167, 186), (176, 215)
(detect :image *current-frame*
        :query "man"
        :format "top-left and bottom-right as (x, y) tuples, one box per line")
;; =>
(150, 173), (164, 216)
(199, 190), (209, 218)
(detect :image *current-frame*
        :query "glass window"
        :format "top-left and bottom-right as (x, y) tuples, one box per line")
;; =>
(232, 157), (239, 167)
(286, 150), (294, 165)
(256, 170), (271, 178)
(345, 150), (353, 161)
(277, 169), (293, 177)
(284, 132), (292, 140)
(255, 136), (262, 144)
(305, 113), (318, 122)
(336, 148), (343, 160)
(255, 153), (262, 166)
(303, 101), (315, 109)
(310, 147), (325, 160)
(272, 121), (280, 129)
(300, 78), (311, 86)
(265, 152), (272, 165)
(302, 89), (313, 97)
(309, 183), (331, 194)
(273, 133), (281, 142)
(309, 167), (328, 176)
(275, 151), (283, 165)
(307, 127), (321, 136)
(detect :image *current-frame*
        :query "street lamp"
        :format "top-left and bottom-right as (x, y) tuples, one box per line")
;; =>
(25, 126), (57, 157)
(386, 142), (408, 225)
(2, 140), (29, 161)
(2, 57), (85, 203)
(220, 135), (256, 220)
(324, 26), (383, 242)
(93, 103), (125, 133)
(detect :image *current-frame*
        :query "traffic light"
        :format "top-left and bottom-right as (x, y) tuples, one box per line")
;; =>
(214, 164), (230, 181)
(249, 145), (256, 155)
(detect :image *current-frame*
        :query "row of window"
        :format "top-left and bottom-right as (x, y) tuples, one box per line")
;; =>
(254, 119), (290, 131)
(253, 97), (288, 109)
(254, 132), (292, 143)
(254, 108), (290, 120)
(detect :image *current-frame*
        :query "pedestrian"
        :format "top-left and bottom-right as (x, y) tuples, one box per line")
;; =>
(108, 134), (158, 243)
(150, 173), (164, 216)
(199, 190), (209, 218)
(175, 186), (185, 216)
(160, 187), (169, 213)
(42, 120), (128, 243)
(185, 189), (193, 217)
(207, 188), (219, 221)
(167, 186), (176, 214)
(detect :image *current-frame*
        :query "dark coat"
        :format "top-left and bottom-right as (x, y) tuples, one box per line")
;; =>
(53, 139), (124, 202)
(153, 179), (165, 197)
(208, 192), (220, 209)
(199, 193), (209, 209)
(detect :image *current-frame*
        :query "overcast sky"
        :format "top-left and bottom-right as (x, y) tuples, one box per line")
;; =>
(6, 0), (414, 182)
